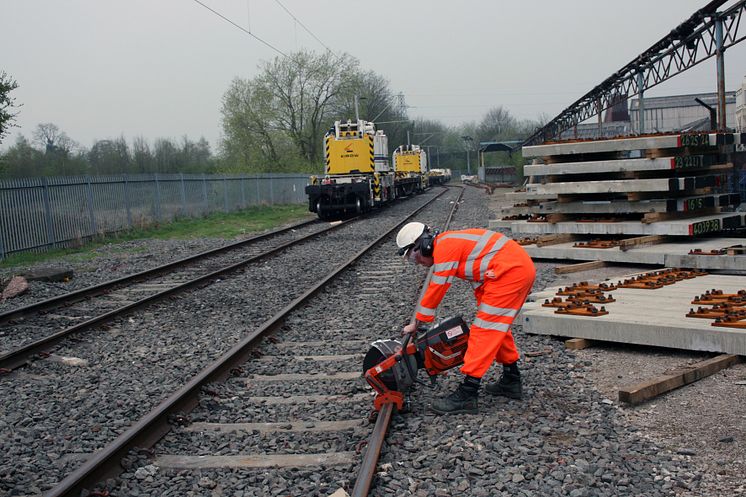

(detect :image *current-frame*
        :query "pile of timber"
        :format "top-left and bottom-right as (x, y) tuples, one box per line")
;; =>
(501, 132), (746, 236)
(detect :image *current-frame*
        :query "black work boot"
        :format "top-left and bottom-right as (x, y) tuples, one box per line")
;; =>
(485, 362), (522, 399)
(431, 376), (480, 415)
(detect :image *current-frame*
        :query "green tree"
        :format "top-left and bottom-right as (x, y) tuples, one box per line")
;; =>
(153, 138), (180, 173)
(0, 134), (40, 177)
(477, 106), (518, 142)
(179, 136), (214, 173)
(32, 122), (76, 154)
(131, 135), (153, 173)
(88, 137), (130, 175)
(221, 78), (280, 171)
(31, 123), (85, 176)
(262, 51), (358, 164)
(0, 71), (20, 145)
(221, 50), (360, 171)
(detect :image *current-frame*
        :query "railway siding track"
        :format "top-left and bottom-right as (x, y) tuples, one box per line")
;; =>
(0, 210), (402, 370)
(2, 189), (454, 497)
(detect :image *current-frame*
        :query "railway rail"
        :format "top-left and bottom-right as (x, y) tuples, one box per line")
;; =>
(16, 187), (456, 496)
(351, 186), (463, 497)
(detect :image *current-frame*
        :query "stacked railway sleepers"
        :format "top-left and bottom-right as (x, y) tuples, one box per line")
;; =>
(502, 132), (746, 237)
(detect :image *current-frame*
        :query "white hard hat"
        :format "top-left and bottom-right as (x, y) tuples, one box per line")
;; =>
(396, 222), (426, 255)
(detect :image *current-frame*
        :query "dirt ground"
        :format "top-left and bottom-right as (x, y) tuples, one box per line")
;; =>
(485, 186), (746, 497)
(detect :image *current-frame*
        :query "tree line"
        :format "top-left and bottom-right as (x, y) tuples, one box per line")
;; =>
(0, 51), (545, 179)
(0, 124), (215, 178)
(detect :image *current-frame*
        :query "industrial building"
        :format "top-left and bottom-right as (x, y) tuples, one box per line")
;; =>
(629, 91), (737, 133)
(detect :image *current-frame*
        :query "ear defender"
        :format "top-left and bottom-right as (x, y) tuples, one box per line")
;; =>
(417, 227), (438, 258)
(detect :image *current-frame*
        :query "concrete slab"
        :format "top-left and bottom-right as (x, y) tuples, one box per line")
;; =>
(529, 194), (739, 215)
(523, 156), (725, 176)
(665, 253), (746, 271)
(490, 220), (515, 229)
(507, 213), (745, 236)
(501, 206), (533, 216)
(521, 237), (746, 270)
(522, 133), (745, 158)
(526, 175), (722, 195)
(505, 191), (556, 201)
(519, 273), (746, 355)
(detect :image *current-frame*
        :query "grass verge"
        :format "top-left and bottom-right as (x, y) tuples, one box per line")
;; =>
(0, 204), (314, 269)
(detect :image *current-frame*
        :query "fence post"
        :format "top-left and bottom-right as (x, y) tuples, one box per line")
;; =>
(85, 176), (97, 236)
(269, 175), (274, 205)
(41, 177), (56, 249)
(180, 173), (187, 216)
(240, 176), (246, 209)
(124, 174), (132, 228)
(223, 176), (229, 212)
(154, 173), (162, 222)
(202, 174), (209, 213)
(256, 175), (260, 206)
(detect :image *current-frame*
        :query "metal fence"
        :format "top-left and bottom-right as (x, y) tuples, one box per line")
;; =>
(0, 173), (310, 259)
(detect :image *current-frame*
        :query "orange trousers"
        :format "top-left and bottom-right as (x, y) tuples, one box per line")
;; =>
(460, 244), (536, 378)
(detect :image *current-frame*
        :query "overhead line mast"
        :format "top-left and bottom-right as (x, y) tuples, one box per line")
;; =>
(524, 0), (746, 146)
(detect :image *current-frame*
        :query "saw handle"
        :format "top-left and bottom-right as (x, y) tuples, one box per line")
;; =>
(398, 330), (421, 388)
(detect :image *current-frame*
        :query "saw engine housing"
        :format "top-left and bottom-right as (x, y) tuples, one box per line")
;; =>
(363, 316), (470, 410)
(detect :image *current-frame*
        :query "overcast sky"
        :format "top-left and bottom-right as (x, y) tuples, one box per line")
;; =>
(2, 0), (745, 151)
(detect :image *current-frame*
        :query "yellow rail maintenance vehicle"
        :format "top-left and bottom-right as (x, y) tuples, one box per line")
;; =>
(306, 119), (393, 220)
(392, 144), (429, 195)
(428, 168), (452, 186)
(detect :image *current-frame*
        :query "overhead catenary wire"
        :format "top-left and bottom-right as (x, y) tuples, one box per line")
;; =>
(272, 0), (333, 53)
(192, 0), (287, 58)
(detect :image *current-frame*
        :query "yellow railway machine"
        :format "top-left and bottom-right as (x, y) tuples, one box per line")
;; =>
(305, 119), (393, 219)
(392, 144), (429, 195)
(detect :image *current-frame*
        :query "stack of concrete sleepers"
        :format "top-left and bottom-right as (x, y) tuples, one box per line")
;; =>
(502, 133), (745, 236)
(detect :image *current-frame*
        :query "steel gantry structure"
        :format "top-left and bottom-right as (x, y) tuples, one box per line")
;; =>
(524, 0), (746, 146)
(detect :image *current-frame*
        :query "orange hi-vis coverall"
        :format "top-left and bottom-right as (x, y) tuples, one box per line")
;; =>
(415, 229), (536, 378)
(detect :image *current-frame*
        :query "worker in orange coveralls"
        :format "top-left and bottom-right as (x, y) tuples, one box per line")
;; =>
(396, 222), (536, 415)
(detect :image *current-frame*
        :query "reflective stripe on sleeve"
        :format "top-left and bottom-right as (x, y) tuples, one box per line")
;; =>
(431, 274), (455, 285)
(433, 261), (459, 272)
(472, 317), (511, 332)
(416, 304), (436, 317)
(477, 302), (518, 317)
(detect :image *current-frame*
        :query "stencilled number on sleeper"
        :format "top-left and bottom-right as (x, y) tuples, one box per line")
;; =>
(680, 134), (710, 147)
(691, 219), (721, 235)
(684, 197), (705, 211)
(674, 155), (704, 169)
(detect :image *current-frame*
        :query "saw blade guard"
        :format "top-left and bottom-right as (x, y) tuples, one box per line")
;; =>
(362, 339), (418, 392)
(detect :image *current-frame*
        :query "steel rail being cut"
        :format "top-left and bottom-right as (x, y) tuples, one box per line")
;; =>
(351, 186), (465, 497)
(44, 189), (449, 497)
(524, 0), (746, 146)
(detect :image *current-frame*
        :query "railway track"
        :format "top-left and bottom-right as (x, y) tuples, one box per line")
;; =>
(1, 215), (382, 371)
(37, 187), (461, 497)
